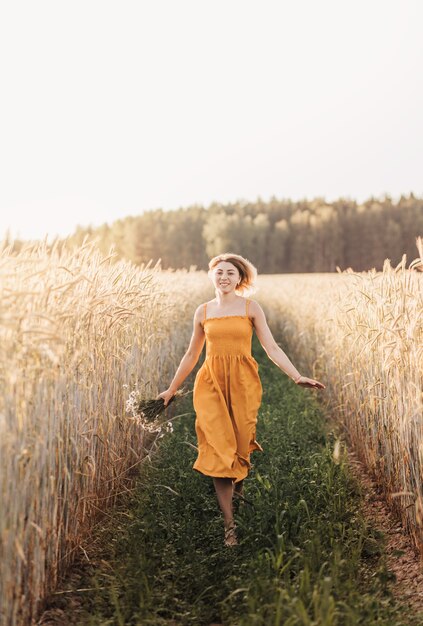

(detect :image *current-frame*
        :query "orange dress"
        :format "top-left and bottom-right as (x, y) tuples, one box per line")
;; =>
(192, 298), (263, 484)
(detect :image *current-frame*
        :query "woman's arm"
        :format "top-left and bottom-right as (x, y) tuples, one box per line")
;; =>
(158, 305), (206, 405)
(250, 301), (325, 389)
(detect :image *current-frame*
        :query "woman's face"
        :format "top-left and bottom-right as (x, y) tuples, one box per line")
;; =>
(211, 261), (240, 294)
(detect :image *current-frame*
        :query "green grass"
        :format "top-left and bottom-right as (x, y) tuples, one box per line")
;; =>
(44, 337), (422, 625)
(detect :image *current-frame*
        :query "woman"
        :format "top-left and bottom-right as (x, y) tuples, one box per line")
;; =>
(159, 253), (325, 547)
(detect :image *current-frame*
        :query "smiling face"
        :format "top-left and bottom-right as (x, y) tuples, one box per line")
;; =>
(211, 261), (241, 293)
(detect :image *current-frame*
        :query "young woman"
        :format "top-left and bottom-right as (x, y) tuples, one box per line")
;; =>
(158, 253), (325, 547)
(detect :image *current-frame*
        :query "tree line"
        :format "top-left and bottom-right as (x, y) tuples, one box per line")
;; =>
(15, 193), (423, 273)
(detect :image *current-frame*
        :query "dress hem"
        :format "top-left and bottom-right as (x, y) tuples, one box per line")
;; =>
(192, 446), (263, 483)
(192, 466), (248, 483)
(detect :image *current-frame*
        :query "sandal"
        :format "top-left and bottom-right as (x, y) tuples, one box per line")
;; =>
(224, 520), (238, 547)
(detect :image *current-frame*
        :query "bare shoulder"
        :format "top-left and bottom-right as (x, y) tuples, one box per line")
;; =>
(248, 299), (265, 318)
(193, 302), (208, 325)
(195, 298), (216, 314)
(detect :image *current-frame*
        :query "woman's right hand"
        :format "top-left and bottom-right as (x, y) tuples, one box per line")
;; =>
(158, 388), (176, 407)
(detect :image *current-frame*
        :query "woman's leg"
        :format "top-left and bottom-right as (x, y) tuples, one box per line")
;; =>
(212, 477), (234, 526)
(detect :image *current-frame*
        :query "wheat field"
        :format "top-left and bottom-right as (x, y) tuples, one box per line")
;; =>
(0, 240), (211, 626)
(256, 240), (423, 554)
(1, 238), (422, 625)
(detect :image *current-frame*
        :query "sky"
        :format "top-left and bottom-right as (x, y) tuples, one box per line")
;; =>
(0, 0), (422, 241)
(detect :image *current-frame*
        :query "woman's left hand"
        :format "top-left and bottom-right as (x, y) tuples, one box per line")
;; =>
(296, 376), (326, 389)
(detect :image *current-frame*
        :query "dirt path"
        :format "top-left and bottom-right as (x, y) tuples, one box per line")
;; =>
(346, 449), (423, 614)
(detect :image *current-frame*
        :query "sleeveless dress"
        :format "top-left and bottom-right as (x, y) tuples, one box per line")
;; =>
(192, 298), (263, 484)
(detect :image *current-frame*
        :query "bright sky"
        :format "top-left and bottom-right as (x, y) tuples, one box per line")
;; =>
(0, 0), (422, 240)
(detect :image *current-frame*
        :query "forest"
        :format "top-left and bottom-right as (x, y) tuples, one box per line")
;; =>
(63, 193), (423, 272)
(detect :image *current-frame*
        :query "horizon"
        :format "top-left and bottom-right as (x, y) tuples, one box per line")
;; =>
(2, 190), (420, 244)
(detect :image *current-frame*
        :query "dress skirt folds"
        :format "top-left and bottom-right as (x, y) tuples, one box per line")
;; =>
(192, 298), (263, 484)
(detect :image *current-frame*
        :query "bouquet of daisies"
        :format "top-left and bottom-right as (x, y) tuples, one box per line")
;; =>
(125, 385), (189, 438)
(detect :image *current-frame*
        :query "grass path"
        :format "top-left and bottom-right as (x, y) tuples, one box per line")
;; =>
(40, 338), (422, 626)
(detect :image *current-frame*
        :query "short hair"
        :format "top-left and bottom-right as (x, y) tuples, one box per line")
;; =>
(208, 252), (258, 296)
